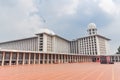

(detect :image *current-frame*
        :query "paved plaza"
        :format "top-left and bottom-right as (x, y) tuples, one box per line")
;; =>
(0, 63), (120, 80)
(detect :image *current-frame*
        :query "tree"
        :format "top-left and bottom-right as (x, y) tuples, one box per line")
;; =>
(116, 46), (120, 54)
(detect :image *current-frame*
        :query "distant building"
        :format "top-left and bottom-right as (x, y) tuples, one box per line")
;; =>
(1, 23), (119, 66)
(0, 23), (110, 55)
(70, 23), (110, 55)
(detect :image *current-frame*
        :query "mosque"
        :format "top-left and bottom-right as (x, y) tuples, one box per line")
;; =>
(0, 23), (119, 66)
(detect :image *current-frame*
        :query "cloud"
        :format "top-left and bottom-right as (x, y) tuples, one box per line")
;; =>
(98, 0), (120, 53)
(56, 0), (80, 16)
(0, 0), (43, 41)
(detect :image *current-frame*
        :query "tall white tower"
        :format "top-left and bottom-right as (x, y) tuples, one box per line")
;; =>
(87, 23), (97, 35)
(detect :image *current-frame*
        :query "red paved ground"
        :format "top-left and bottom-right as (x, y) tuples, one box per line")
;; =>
(0, 63), (120, 80)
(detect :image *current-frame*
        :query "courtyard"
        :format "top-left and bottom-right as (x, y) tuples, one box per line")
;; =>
(0, 63), (119, 80)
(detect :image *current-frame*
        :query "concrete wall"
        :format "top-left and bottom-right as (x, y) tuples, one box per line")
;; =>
(0, 37), (38, 51)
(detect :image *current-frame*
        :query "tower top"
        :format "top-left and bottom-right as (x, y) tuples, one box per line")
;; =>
(88, 23), (96, 29)
(87, 23), (97, 35)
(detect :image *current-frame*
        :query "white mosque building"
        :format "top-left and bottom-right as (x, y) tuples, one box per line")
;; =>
(0, 23), (119, 66)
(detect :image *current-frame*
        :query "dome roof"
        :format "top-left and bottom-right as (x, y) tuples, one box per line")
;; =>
(38, 28), (55, 35)
(88, 23), (96, 29)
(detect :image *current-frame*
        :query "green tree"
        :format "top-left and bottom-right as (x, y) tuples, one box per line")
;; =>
(116, 46), (120, 54)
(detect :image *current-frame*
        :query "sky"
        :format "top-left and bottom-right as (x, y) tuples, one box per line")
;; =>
(0, 0), (120, 54)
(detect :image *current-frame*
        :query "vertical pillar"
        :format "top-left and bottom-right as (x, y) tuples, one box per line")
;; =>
(111, 56), (113, 62)
(22, 53), (25, 65)
(16, 52), (19, 65)
(71, 55), (73, 63)
(82, 56), (83, 62)
(70, 55), (72, 63)
(28, 53), (31, 64)
(78, 56), (80, 62)
(47, 54), (49, 64)
(33, 53), (36, 64)
(85, 57), (87, 62)
(69, 55), (71, 63)
(117, 56), (119, 62)
(80, 56), (82, 62)
(61, 55), (63, 63)
(85, 56), (86, 62)
(118, 56), (120, 62)
(2, 52), (5, 66)
(73, 56), (75, 63)
(67, 55), (69, 63)
(51, 54), (53, 64)
(38, 53), (40, 64)
(79, 56), (81, 62)
(74, 56), (75, 63)
(114, 56), (116, 62)
(68, 55), (70, 63)
(77, 56), (78, 62)
(9, 52), (12, 66)
(54, 54), (56, 64)
(82, 56), (84, 62)
(88, 56), (90, 62)
(83, 56), (85, 62)
(77, 56), (79, 62)
(76, 56), (78, 62)
(58, 54), (60, 64)
(86, 56), (87, 62)
(42, 54), (45, 64)
(63, 55), (66, 63)
(65, 55), (67, 63)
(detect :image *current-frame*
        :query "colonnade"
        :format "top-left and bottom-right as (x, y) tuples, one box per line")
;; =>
(110, 56), (120, 62)
(0, 51), (93, 66)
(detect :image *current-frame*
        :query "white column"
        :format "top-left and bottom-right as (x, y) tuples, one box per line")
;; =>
(117, 56), (119, 62)
(61, 55), (63, 63)
(51, 54), (53, 64)
(86, 57), (87, 62)
(2, 52), (5, 66)
(114, 56), (116, 62)
(70, 55), (72, 63)
(42, 54), (45, 64)
(58, 54), (60, 64)
(34, 53), (36, 64)
(28, 53), (31, 64)
(77, 56), (79, 62)
(81, 56), (83, 62)
(67, 55), (69, 63)
(68, 55), (70, 63)
(9, 52), (12, 66)
(78, 56), (80, 62)
(118, 56), (120, 62)
(54, 54), (56, 63)
(64, 55), (66, 63)
(71, 55), (73, 63)
(47, 54), (49, 64)
(38, 53), (40, 64)
(16, 52), (19, 65)
(22, 53), (25, 65)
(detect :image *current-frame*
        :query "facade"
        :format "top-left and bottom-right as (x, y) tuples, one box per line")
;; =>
(0, 23), (119, 66)
(0, 23), (110, 55)
(0, 33), (70, 53)
(70, 23), (110, 55)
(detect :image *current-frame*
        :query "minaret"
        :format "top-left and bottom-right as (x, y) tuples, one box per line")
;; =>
(87, 23), (97, 35)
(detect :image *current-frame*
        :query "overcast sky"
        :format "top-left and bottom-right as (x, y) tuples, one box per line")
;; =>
(0, 0), (120, 54)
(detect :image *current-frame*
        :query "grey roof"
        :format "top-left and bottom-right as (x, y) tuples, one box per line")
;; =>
(77, 34), (110, 41)
(0, 36), (37, 44)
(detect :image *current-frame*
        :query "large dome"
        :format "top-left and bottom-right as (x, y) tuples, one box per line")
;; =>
(88, 23), (96, 29)
(38, 28), (55, 35)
